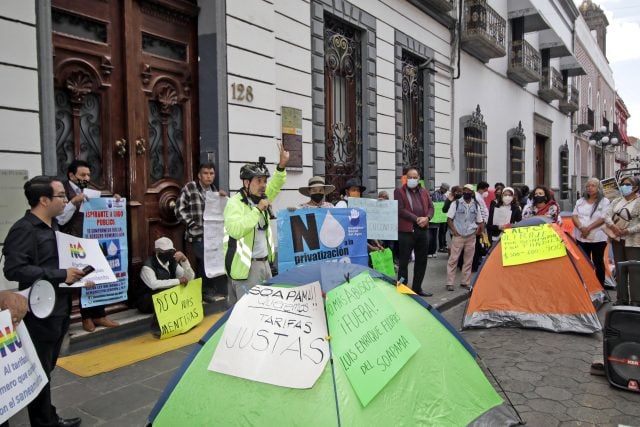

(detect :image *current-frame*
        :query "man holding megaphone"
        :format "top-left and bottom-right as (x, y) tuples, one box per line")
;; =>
(3, 175), (93, 427)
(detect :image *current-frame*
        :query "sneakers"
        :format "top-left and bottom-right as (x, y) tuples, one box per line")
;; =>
(203, 293), (227, 303)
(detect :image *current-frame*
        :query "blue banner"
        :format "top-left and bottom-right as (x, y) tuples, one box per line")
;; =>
(277, 208), (368, 273)
(81, 198), (128, 307)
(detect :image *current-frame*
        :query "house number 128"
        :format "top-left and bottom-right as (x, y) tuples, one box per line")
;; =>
(231, 83), (254, 102)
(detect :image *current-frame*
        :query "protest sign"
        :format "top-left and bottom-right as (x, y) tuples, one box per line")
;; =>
(348, 198), (398, 240)
(431, 201), (448, 224)
(79, 188), (102, 213)
(209, 282), (329, 388)
(369, 248), (395, 278)
(0, 311), (48, 424)
(601, 177), (620, 201)
(501, 224), (567, 266)
(81, 197), (128, 307)
(203, 192), (227, 278)
(325, 272), (421, 407)
(153, 278), (204, 339)
(277, 208), (368, 273)
(56, 231), (116, 288)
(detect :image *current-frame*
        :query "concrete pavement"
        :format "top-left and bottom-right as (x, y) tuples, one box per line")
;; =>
(7, 256), (640, 426)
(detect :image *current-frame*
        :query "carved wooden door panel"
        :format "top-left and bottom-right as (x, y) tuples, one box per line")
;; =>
(52, 0), (199, 298)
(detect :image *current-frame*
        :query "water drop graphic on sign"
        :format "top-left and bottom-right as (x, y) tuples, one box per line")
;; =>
(319, 211), (345, 248)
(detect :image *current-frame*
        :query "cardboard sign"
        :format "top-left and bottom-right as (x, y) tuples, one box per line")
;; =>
(348, 198), (398, 240)
(325, 272), (421, 407)
(81, 197), (128, 307)
(0, 311), (48, 424)
(501, 224), (567, 266)
(431, 201), (448, 224)
(601, 177), (620, 201)
(56, 231), (117, 286)
(153, 278), (204, 339)
(277, 208), (368, 273)
(208, 282), (329, 389)
(203, 192), (227, 278)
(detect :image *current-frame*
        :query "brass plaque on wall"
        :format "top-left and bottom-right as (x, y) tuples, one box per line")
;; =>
(282, 107), (303, 170)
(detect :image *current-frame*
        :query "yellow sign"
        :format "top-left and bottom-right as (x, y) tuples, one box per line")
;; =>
(153, 278), (204, 339)
(501, 224), (566, 266)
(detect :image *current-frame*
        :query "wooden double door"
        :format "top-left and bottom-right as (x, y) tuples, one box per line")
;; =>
(52, 0), (199, 294)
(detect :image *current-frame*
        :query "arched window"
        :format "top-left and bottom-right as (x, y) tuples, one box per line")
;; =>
(507, 121), (525, 187)
(401, 51), (424, 174)
(596, 92), (601, 127)
(587, 147), (593, 177)
(461, 105), (487, 184)
(588, 83), (592, 108)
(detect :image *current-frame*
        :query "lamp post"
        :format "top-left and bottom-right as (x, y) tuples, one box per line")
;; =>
(588, 125), (619, 178)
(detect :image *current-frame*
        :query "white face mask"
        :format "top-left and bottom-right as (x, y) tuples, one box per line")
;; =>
(481, 191), (489, 198)
(407, 179), (419, 189)
(502, 196), (513, 205)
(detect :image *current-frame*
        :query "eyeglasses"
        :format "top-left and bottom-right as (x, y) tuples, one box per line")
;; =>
(52, 194), (68, 200)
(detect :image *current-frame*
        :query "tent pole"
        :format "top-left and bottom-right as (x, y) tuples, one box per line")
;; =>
(477, 354), (526, 425)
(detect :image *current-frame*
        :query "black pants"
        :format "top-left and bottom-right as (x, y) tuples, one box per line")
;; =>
(24, 314), (70, 427)
(611, 240), (640, 304)
(80, 304), (106, 320)
(427, 227), (438, 255)
(438, 222), (448, 249)
(576, 240), (607, 285)
(191, 240), (227, 295)
(397, 228), (429, 292)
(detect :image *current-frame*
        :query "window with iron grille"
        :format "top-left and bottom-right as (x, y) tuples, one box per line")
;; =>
(401, 51), (424, 175)
(508, 121), (525, 187)
(323, 15), (362, 202)
(462, 105), (487, 184)
(559, 145), (569, 199)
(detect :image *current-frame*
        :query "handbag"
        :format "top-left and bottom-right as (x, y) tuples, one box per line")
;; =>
(603, 208), (631, 241)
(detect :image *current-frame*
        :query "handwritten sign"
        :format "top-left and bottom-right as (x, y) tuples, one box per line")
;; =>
(431, 201), (448, 223)
(348, 198), (398, 240)
(153, 278), (203, 339)
(56, 231), (117, 286)
(325, 272), (420, 406)
(0, 311), (48, 424)
(501, 224), (566, 266)
(81, 197), (128, 307)
(208, 282), (329, 389)
(203, 192), (227, 278)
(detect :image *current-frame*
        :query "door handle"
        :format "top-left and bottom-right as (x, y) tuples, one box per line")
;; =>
(115, 139), (127, 158)
(135, 138), (146, 155)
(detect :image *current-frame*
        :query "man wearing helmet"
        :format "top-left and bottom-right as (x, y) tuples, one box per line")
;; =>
(224, 143), (289, 302)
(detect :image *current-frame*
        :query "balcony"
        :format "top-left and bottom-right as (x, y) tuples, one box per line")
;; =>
(615, 150), (629, 164)
(538, 66), (564, 103)
(460, 0), (506, 63)
(507, 39), (541, 86)
(559, 84), (579, 114)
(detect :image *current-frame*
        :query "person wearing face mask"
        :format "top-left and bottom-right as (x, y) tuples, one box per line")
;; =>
(297, 176), (335, 208)
(486, 187), (522, 244)
(224, 143), (289, 303)
(446, 184), (484, 291)
(490, 182), (505, 210)
(335, 178), (366, 208)
(603, 175), (640, 304)
(57, 159), (120, 332)
(394, 168), (434, 297)
(476, 181), (492, 215)
(137, 237), (195, 336)
(522, 185), (560, 223)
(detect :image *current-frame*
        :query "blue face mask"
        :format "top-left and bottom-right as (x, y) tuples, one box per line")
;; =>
(620, 184), (634, 196)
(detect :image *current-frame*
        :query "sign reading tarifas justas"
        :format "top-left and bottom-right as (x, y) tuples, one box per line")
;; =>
(153, 278), (203, 339)
(325, 272), (421, 407)
(501, 224), (566, 266)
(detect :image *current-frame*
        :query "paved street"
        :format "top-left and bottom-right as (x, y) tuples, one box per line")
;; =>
(7, 256), (640, 426)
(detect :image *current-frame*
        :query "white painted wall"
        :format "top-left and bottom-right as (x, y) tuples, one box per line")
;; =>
(0, 0), (40, 290)
(225, 0), (452, 207)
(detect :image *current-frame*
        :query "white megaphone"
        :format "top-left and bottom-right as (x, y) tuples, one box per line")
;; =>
(16, 279), (56, 319)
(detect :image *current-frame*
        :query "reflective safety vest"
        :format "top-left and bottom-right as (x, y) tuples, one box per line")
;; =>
(223, 169), (285, 280)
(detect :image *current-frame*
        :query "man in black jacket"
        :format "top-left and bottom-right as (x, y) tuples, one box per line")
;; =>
(3, 176), (88, 427)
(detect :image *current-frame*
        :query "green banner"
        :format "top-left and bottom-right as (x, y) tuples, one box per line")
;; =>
(325, 272), (420, 406)
(153, 278), (204, 339)
(369, 248), (395, 277)
(431, 201), (448, 223)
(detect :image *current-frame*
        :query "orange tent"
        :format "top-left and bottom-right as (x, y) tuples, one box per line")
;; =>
(463, 227), (604, 334)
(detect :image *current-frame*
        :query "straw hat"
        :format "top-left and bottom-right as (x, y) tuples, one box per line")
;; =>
(298, 176), (336, 197)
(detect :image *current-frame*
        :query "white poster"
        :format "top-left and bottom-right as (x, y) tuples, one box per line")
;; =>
(348, 198), (398, 240)
(55, 231), (116, 287)
(203, 192), (227, 278)
(0, 310), (48, 424)
(491, 207), (512, 227)
(78, 188), (102, 213)
(208, 282), (329, 389)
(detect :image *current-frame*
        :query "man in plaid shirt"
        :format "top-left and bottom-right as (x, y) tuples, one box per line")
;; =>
(175, 162), (227, 302)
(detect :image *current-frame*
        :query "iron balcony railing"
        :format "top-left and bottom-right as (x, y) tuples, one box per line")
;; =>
(615, 150), (630, 164)
(540, 66), (563, 92)
(567, 84), (579, 103)
(463, 0), (506, 50)
(510, 39), (541, 76)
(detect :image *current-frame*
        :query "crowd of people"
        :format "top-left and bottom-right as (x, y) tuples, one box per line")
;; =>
(2, 142), (640, 426)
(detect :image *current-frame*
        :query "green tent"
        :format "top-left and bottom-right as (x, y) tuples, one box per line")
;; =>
(148, 264), (517, 426)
